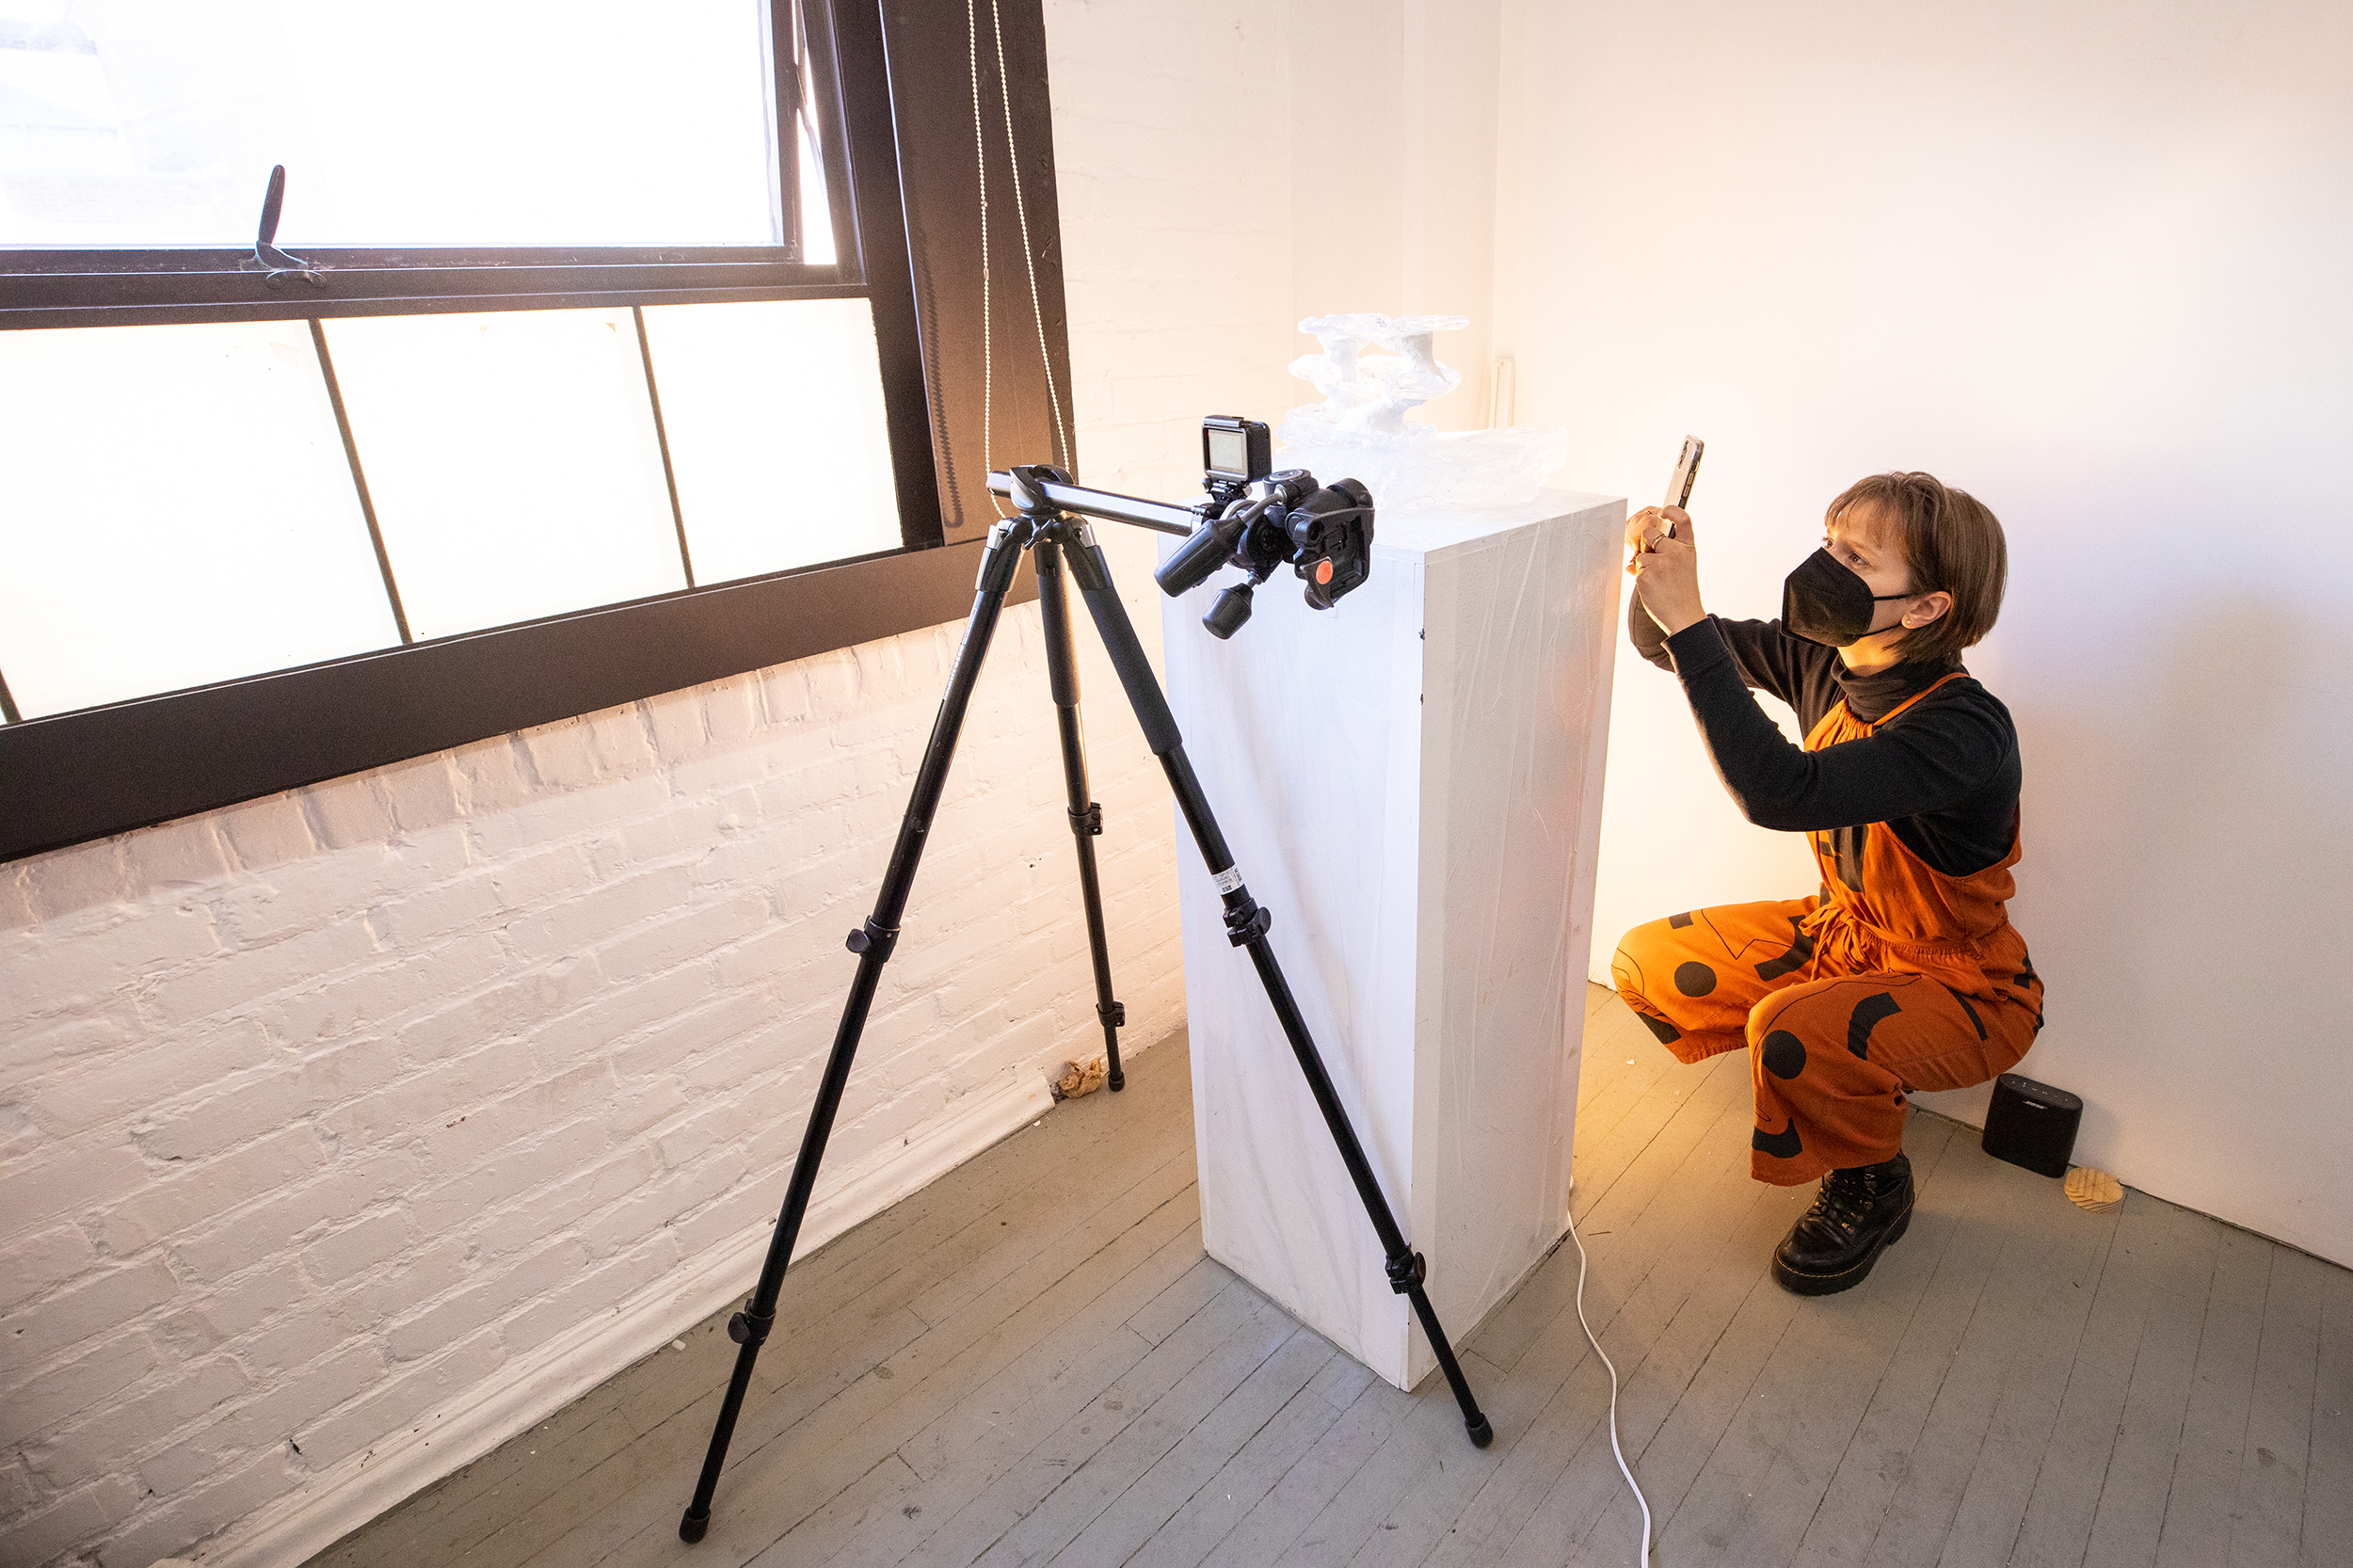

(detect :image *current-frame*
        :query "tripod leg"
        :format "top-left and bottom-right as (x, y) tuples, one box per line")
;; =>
(1055, 528), (1494, 1448)
(679, 519), (1033, 1544)
(1032, 536), (1126, 1089)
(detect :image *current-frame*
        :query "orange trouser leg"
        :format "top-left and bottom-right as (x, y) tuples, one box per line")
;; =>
(1745, 971), (2035, 1184)
(1614, 902), (2037, 1186)
(1610, 898), (1822, 1064)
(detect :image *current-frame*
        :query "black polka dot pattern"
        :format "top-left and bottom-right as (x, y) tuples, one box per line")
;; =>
(1761, 1030), (1807, 1080)
(1635, 1010), (1683, 1045)
(1753, 916), (1817, 982)
(1846, 992), (1901, 1060)
(1673, 962), (1717, 998)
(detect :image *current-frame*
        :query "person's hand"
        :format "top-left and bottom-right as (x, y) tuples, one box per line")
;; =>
(1624, 504), (1682, 555)
(1625, 504), (1705, 636)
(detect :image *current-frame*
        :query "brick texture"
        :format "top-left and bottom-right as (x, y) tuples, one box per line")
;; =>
(0, 4), (1317, 1560)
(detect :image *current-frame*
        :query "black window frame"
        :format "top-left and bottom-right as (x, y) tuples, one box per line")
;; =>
(0, 0), (1077, 864)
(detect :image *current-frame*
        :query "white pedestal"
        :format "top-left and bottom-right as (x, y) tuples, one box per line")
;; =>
(1160, 488), (1625, 1389)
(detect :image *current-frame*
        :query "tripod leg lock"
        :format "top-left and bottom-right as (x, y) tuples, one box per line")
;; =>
(1385, 1250), (1429, 1295)
(845, 919), (900, 960)
(1069, 802), (1104, 836)
(1097, 1000), (1126, 1028)
(1223, 899), (1273, 947)
(727, 1304), (776, 1347)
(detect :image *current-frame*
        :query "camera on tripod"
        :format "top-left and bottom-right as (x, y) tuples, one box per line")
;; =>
(684, 420), (1496, 1543)
(1154, 415), (1376, 639)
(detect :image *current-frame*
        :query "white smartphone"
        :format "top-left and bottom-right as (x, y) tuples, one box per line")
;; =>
(1652, 435), (1704, 544)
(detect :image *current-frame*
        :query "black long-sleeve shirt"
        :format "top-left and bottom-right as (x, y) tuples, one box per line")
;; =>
(1628, 597), (2019, 877)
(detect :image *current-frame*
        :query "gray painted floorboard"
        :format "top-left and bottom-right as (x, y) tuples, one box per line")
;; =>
(307, 990), (2347, 1568)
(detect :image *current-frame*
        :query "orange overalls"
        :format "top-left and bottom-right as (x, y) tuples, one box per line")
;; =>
(1611, 674), (2045, 1185)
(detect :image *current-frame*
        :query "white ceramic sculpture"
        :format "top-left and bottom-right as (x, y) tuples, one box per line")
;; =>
(1277, 312), (1566, 511)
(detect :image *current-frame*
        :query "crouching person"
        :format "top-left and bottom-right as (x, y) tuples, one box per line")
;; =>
(1612, 472), (2044, 1295)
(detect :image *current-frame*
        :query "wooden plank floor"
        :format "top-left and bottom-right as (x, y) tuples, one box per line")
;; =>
(307, 986), (2351, 1568)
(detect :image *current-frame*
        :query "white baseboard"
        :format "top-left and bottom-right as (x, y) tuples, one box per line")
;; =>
(190, 1073), (1056, 1567)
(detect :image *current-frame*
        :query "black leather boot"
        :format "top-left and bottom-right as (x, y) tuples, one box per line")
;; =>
(1771, 1151), (1913, 1296)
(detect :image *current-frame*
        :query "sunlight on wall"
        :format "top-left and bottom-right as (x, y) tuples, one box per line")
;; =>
(1497, 0), (2353, 1265)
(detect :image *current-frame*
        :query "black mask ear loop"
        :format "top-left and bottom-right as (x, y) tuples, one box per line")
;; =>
(1859, 589), (1926, 640)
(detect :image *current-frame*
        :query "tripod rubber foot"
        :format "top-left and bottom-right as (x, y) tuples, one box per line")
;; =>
(1108, 1069), (1126, 1092)
(680, 1507), (711, 1543)
(1466, 1415), (1494, 1448)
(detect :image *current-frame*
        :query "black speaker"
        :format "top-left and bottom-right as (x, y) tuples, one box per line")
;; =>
(1980, 1073), (2082, 1177)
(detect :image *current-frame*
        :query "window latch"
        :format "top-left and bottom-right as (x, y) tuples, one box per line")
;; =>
(253, 165), (326, 290)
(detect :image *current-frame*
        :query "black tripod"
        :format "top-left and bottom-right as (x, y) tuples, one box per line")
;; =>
(679, 466), (1492, 1543)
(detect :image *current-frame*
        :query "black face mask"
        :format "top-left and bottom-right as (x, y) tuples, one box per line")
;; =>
(1781, 549), (1919, 648)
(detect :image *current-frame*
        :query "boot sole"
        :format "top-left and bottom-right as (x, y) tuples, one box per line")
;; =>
(1771, 1201), (1912, 1297)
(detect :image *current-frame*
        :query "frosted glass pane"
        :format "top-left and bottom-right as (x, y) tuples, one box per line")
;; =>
(642, 298), (899, 584)
(0, 0), (779, 248)
(323, 309), (685, 642)
(0, 320), (399, 720)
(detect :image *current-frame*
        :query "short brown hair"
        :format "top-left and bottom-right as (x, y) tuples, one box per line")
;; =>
(1826, 472), (2007, 668)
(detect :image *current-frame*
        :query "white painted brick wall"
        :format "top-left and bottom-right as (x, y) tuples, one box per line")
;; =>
(2, 590), (1195, 1566)
(0, 5), (1325, 1562)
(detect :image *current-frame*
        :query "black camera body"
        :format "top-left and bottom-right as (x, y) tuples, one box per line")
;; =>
(1158, 415), (1376, 639)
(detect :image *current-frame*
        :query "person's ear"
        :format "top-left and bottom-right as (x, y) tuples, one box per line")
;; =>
(1902, 590), (1953, 629)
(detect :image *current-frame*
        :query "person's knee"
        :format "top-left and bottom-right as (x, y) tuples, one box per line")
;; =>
(1605, 932), (1687, 1053)
(1610, 915), (1682, 1003)
(1747, 977), (1827, 1041)
(1744, 977), (1854, 1078)
(1609, 936), (1645, 1001)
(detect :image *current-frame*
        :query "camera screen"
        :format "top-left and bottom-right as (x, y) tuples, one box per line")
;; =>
(1206, 427), (1248, 476)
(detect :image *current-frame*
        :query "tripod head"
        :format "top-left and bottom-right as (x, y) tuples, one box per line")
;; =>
(1156, 468), (1376, 637)
(986, 415), (1376, 641)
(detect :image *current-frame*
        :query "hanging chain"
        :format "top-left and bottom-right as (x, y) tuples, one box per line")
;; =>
(968, 0), (1070, 518)
(966, 0), (1004, 516)
(990, 0), (1070, 474)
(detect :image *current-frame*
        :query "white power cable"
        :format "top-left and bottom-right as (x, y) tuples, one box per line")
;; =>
(1563, 1182), (1655, 1563)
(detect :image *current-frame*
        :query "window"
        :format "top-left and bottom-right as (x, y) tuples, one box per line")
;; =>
(0, 0), (1074, 860)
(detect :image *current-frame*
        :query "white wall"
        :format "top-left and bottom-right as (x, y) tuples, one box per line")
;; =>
(1060, 0), (1508, 451)
(1049, 1), (1297, 492)
(1285, 0), (1504, 431)
(1497, 0), (2353, 1264)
